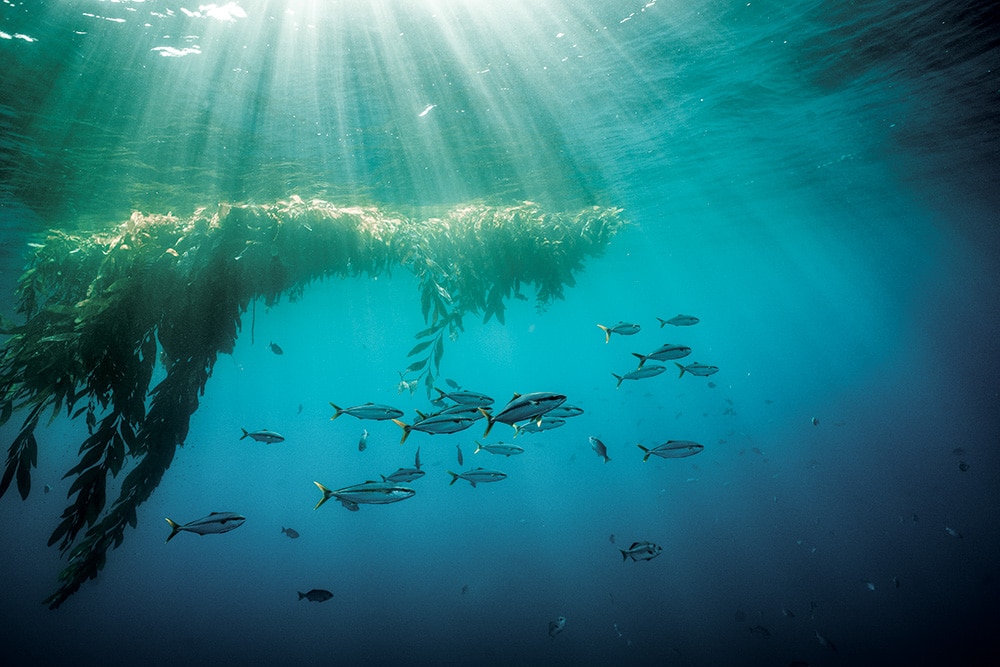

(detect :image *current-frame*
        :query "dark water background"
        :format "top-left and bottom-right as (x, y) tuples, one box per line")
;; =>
(1, 1), (998, 665)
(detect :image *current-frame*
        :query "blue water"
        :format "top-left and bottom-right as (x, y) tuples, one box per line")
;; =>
(1, 1), (998, 665)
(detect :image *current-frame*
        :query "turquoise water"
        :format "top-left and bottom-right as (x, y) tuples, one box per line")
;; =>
(1, 1), (998, 665)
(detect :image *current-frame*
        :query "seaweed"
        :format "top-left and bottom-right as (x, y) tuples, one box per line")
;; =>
(0, 197), (624, 608)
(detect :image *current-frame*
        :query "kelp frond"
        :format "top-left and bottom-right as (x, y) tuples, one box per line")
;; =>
(0, 197), (625, 608)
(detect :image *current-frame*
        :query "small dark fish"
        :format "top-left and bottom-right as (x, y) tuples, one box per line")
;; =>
(597, 321), (640, 343)
(952, 447), (965, 456)
(658, 314), (699, 327)
(281, 526), (300, 539)
(958, 461), (969, 472)
(358, 429), (369, 452)
(548, 616), (566, 639)
(893, 576), (901, 588)
(946, 526), (963, 538)
(44, 484), (51, 494)
(461, 584), (469, 595)
(298, 589), (333, 603)
(457, 444), (464, 465)
(165, 512), (246, 542)
(296, 404), (303, 414)
(269, 341), (284, 355)
(240, 428), (285, 443)
(748, 625), (771, 638)
(619, 541), (662, 562)
(781, 607), (795, 618)
(589, 436), (611, 463)
(707, 382), (717, 388)
(815, 630), (837, 651)
(445, 378), (461, 390)
(811, 417), (819, 426)
(609, 533), (616, 544)
(414, 446), (422, 469)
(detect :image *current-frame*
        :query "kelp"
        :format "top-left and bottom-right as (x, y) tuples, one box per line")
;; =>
(0, 197), (624, 608)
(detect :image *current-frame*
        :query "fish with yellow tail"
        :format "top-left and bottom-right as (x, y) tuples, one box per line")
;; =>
(164, 512), (245, 543)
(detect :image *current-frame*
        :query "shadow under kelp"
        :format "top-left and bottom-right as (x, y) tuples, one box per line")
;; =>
(0, 197), (625, 609)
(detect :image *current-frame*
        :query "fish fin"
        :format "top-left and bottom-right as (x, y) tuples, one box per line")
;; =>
(165, 518), (181, 543)
(474, 441), (482, 454)
(637, 444), (650, 462)
(657, 317), (666, 327)
(675, 362), (685, 378)
(240, 428), (249, 440)
(392, 419), (411, 444)
(481, 409), (495, 437)
(620, 549), (628, 562)
(469, 480), (477, 488)
(612, 373), (623, 388)
(597, 324), (611, 343)
(329, 402), (343, 421)
(298, 591), (306, 600)
(380, 474), (388, 482)
(313, 481), (333, 510)
(447, 471), (459, 486)
(631, 352), (646, 368)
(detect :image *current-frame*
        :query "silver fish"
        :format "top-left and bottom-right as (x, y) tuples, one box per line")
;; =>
(313, 481), (415, 510)
(393, 413), (477, 443)
(281, 526), (300, 539)
(456, 444), (464, 465)
(632, 344), (691, 367)
(619, 541), (662, 562)
(612, 365), (666, 387)
(658, 314), (699, 327)
(414, 446), (422, 470)
(475, 441), (525, 457)
(548, 616), (566, 639)
(240, 428), (285, 443)
(298, 589), (333, 602)
(165, 512), (246, 542)
(513, 417), (566, 437)
(483, 392), (567, 436)
(382, 467), (426, 483)
(597, 321), (641, 343)
(329, 402), (404, 421)
(434, 387), (494, 407)
(638, 440), (704, 461)
(589, 436), (611, 463)
(447, 467), (507, 488)
(815, 630), (837, 651)
(675, 361), (718, 377)
(358, 429), (369, 452)
(545, 405), (584, 419)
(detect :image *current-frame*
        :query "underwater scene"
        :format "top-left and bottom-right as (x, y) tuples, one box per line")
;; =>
(1, 1), (998, 665)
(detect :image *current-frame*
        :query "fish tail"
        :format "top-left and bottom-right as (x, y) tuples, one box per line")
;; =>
(604, 455), (611, 463)
(612, 373), (623, 388)
(240, 428), (249, 440)
(657, 317), (667, 328)
(474, 441), (482, 454)
(597, 324), (611, 343)
(329, 402), (343, 421)
(313, 481), (333, 510)
(631, 352), (646, 368)
(637, 444), (650, 462)
(675, 362), (686, 378)
(298, 591), (306, 600)
(481, 409), (495, 437)
(620, 549), (629, 562)
(392, 419), (411, 444)
(447, 471), (459, 486)
(165, 518), (181, 543)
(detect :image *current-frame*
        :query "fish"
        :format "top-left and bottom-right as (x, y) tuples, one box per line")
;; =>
(434, 387), (494, 407)
(393, 413), (477, 443)
(44, 484), (51, 494)
(609, 534), (616, 544)
(945, 526), (963, 538)
(456, 444), (464, 465)
(165, 512), (246, 542)
(358, 429), (369, 452)
(513, 417), (566, 436)
(612, 365), (666, 387)
(313, 481), (416, 510)
(781, 608), (795, 618)
(597, 321), (640, 343)
(545, 405), (584, 419)
(268, 341), (284, 355)
(675, 361), (718, 377)
(298, 589), (333, 602)
(658, 314), (699, 327)
(619, 541), (662, 562)
(281, 526), (300, 539)
(589, 436), (611, 463)
(748, 625), (771, 638)
(631, 344), (691, 367)
(638, 440), (704, 461)
(240, 428), (285, 443)
(865, 581), (876, 591)
(548, 616), (566, 639)
(447, 468), (507, 488)
(381, 467), (426, 483)
(461, 584), (469, 595)
(482, 392), (566, 436)
(329, 402), (404, 421)
(474, 441), (525, 457)
(414, 446), (422, 469)
(815, 630), (837, 651)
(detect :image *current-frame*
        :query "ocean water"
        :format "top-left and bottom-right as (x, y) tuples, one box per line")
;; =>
(1, 1), (998, 666)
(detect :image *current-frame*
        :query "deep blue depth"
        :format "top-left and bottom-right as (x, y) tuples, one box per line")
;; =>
(1, 2), (998, 666)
